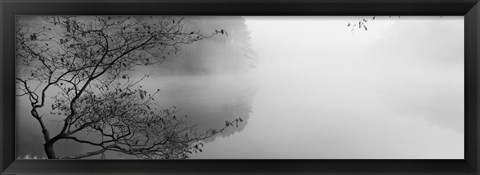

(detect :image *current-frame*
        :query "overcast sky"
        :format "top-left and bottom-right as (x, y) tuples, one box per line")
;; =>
(190, 16), (464, 159)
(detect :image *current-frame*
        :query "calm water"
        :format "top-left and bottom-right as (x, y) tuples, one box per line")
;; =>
(17, 16), (464, 159)
(191, 16), (464, 159)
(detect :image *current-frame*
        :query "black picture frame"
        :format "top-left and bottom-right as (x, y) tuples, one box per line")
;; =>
(1, 0), (479, 174)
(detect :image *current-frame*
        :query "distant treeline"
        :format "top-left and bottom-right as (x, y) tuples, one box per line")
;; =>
(156, 16), (256, 76)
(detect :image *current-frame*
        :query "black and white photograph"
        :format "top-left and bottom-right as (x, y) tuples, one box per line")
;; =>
(15, 16), (464, 159)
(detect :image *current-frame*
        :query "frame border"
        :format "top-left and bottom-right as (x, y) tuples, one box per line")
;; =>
(1, 0), (479, 174)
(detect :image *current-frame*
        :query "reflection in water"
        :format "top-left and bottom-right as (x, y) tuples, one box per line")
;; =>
(191, 16), (464, 159)
(140, 74), (257, 139)
(16, 16), (256, 159)
(17, 16), (464, 159)
(17, 73), (257, 159)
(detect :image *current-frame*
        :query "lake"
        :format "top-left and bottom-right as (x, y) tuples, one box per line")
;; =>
(16, 16), (464, 159)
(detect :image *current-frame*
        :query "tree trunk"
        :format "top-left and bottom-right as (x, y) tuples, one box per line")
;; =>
(44, 142), (56, 159)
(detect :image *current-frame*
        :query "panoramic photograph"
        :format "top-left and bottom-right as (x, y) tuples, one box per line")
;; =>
(16, 16), (463, 159)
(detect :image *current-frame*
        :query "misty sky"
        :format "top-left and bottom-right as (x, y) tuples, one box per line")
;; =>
(190, 16), (464, 159)
(16, 16), (464, 159)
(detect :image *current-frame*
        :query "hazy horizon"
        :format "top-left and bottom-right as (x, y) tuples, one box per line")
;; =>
(16, 16), (464, 159)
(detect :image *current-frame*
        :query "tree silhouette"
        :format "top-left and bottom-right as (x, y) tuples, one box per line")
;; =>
(15, 16), (237, 159)
(347, 16), (375, 32)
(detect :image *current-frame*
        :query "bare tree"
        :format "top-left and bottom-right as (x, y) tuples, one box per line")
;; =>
(15, 16), (238, 159)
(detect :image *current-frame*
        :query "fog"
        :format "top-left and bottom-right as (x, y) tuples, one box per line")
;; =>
(16, 16), (256, 158)
(191, 16), (464, 159)
(17, 16), (463, 159)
